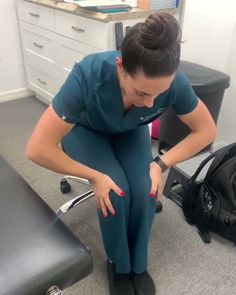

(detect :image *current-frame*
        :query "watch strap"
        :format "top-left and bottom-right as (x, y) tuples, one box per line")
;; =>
(154, 156), (169, 172)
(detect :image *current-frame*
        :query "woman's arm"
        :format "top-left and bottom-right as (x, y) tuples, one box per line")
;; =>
(149, 99), (217, 199)
(26, 105), (123, 217)
(160, 99), (217, 167)
(26, 105), (101, 181)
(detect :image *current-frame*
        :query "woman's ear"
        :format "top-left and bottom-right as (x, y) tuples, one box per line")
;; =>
(115, 57), (123, 73)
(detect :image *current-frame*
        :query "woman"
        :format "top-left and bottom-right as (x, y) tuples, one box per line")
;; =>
(26, 13), (217, 295)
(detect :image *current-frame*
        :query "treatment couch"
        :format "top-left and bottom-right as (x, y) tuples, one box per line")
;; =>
(0, 154), (93, 295)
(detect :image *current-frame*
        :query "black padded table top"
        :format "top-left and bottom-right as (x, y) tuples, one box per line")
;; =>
(0, 155), (93, 295)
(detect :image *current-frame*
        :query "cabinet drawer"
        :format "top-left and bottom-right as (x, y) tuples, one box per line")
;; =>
(58, 35), (103, 73)
(55, 10), (108, 49)
(17, 1), (55, 31)
(20, 22), (56, 69)
(25, 60), (60, 101)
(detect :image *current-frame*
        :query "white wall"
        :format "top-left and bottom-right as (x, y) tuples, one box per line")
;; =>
(0, 0), (27, 98)
(181, 0), (236, 143)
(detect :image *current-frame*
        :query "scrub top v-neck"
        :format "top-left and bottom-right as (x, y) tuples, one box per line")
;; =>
(52, 50), (198, 134)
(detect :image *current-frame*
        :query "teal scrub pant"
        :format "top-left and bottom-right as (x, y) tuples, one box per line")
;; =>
(62, 124), (157, 274)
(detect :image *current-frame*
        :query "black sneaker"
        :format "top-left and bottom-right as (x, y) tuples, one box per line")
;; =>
(106, 260), (134, 295)
(155, 201), (163, 213)
(131, 271), (156, 295)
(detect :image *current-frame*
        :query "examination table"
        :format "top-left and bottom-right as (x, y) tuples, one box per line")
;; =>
(0, 154), (93, 295)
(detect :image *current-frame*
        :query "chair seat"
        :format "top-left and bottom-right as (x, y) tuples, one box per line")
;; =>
(0, 155), (93, 295)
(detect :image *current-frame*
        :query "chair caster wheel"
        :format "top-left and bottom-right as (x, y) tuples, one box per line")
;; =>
(60, 180), (71, 194)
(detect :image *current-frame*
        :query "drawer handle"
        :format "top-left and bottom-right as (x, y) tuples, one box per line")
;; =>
(29, 12), (40, 17)
(33, 42), (44, 49)
(37, 78), (47, 85)
(71, 26), (85, 33)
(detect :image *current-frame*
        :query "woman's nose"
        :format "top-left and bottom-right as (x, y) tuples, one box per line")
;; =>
(144, 97), (155, 108)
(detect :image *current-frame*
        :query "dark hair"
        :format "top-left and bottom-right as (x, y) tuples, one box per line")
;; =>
(121, 13), (182, 77)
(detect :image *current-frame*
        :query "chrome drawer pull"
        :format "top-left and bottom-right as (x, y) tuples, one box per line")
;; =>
(37, 78), (47, 85)
(33, 42), (44, 49)
(71, 26), (85, 33)
(29, 12), (40, 17)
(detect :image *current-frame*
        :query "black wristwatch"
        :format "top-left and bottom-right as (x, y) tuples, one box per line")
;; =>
(153, 156), (169, 172)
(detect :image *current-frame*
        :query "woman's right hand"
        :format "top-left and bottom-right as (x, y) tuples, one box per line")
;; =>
(91, 173), (124, 218)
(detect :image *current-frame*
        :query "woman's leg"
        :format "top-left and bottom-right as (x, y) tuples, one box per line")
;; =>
(112, 125), (157, 274)
(62, 125), (132, 273)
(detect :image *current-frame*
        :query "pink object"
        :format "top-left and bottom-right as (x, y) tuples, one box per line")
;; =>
(151, 119), (160, 139)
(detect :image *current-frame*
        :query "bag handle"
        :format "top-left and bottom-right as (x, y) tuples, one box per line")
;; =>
(206, 142), (236, 178)
(191, 152), (216, 181)
(191, 142), (236, 181)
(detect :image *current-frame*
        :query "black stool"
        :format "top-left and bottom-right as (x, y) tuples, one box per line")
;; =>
(163, 152), (213, 207)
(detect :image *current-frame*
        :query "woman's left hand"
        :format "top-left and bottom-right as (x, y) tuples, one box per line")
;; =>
(149, 162), (164, 202)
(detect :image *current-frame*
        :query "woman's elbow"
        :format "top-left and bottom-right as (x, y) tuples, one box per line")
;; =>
(26, 139), (41, 163)
(207, 122), (218, 144)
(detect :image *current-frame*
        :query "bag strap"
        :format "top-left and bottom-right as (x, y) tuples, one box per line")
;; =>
(206, 142), (236, 178)
(191, 152), (216, 181)
(191, 142), (236, 182)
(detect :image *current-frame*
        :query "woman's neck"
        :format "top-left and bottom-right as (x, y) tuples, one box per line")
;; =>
(117, 69), (134, 112)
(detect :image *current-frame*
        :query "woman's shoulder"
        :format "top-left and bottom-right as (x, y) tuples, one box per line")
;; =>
(172, 69), (191, 88)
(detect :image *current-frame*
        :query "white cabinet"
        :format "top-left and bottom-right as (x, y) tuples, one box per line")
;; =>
(55, 11), (108, 50)
(57, 35), (103, 82)
(17, 0), (145, 103)
(18, 0), (55, 31)
(20, 22), (57, 70)
(25, 59), (58, 100)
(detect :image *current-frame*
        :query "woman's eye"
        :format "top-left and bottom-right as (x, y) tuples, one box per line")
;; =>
(137, 92), (144, 97)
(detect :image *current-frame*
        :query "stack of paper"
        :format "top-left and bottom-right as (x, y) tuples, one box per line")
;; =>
(64, 0), (132, 12)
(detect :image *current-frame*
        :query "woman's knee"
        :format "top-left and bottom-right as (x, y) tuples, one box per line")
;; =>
(133, 175), (151, 198)
(108, 176), (130, 212)
(131, 176), (157, 211)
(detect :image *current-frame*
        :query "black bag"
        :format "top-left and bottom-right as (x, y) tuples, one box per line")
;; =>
(182, 142), (236, 245)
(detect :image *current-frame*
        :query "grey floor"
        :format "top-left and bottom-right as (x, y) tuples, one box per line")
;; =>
(0, 97), (235, 295)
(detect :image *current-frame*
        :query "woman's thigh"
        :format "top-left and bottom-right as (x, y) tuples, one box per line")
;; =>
(62, 124), (130, 204)
(112, 125), (154, 203)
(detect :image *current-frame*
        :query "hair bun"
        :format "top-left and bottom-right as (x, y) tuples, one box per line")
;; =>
(138, 13), (181, 50)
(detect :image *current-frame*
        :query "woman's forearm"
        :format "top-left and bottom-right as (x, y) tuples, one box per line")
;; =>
(26, 145), (101, 181)
(160, 129), (217, 167)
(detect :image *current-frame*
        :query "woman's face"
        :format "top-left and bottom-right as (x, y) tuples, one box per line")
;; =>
(116, 57), (175, 108)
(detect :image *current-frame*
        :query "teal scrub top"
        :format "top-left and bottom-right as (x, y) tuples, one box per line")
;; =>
(52, 51), (198, 133)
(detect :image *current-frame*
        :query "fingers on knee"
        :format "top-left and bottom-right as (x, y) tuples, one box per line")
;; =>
(133, 183), (157, 208)
(109, 185), (130, 207)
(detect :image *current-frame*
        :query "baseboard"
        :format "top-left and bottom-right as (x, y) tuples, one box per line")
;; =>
(0, 88), (34, 103)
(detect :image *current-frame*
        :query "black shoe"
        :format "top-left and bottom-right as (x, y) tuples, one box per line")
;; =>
(131, 271), (156, 295)
(106, 260), (134, 295)
(155, 201), (163, 213)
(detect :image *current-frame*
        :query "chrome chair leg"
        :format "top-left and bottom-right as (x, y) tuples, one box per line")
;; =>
(57, 189), (94, 218)
(62, 175), (91, 185)
(58, 175), (94, 218)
